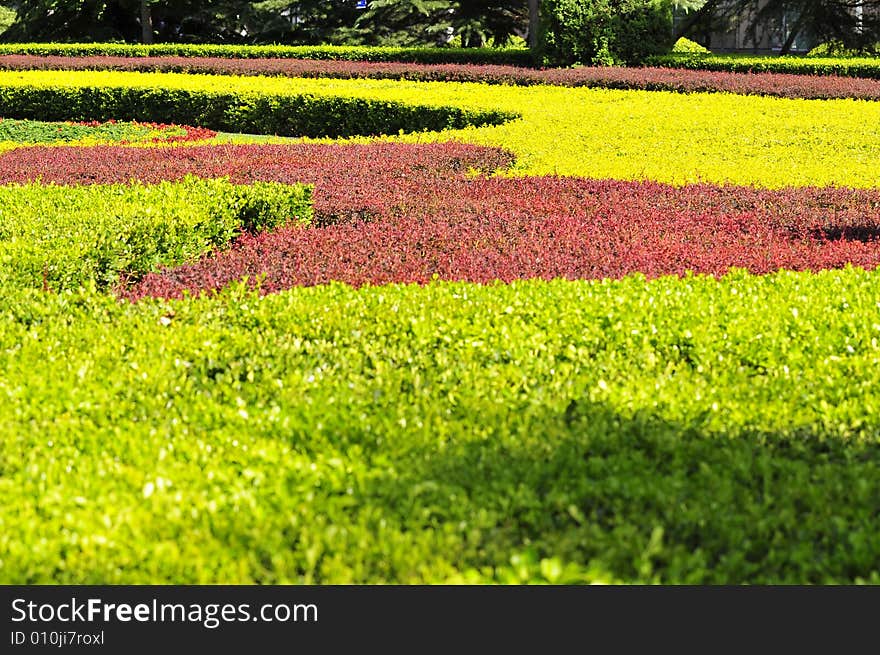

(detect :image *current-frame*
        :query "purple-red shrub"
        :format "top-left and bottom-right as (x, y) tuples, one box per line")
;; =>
(122, 177), (880, 300)
(3, 54), (880, 100)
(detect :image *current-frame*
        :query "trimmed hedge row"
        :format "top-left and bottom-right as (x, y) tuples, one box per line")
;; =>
(0, 83), (515, 138)
(647, 53), (880, 79)
(0, 177), (311, 292)
(0, 42), (534, 66)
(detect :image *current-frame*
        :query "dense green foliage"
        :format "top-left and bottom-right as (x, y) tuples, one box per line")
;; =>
(0, 42), (533, 65)
(648, 52), (880, 79)
(356, 0), (528, 47)
(538, 0), (674, 65)
(1, 271), (879, 583)
(0, 0), (533, 48)
(0, 177), (311, 292)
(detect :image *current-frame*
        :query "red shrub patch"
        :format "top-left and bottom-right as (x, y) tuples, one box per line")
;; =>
(123, 177), (880, 299)
(3, 54), (880, 100)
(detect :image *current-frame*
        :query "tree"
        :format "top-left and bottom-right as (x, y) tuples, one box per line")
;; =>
(528, 0), (539, 48)
(0, 1), (253, 43)
(0, 0), (534, 46)
(538, 0), (674, 65)
(1, 0), (163, 42)
(245, 1), (365, 45)
(453, 0), (528, 47)
(140, 0), (153, 43)
(355, 0), (527, 46)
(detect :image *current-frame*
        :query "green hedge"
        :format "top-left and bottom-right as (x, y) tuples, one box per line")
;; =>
(647, 53), (880, 79)
(0, 84), (515, 137)
(0, 177), (311, 292)
(1, 269), (880, 583)
(0, 42), (534, 66)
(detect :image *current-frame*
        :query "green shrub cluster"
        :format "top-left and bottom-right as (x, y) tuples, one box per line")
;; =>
(0, 83), (515, 138)
(806, 41), (879, 57)
(0, 177), (311, 292)
(538, 0), (674, 66)
(0, 42), (533, 66)
(1, 270), (879, 583)
(671, 37), (709, 54)
(647, 52), (880, 79)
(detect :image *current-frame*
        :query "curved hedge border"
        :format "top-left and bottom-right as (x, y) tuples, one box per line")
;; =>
(0, 176), (311, 292)
(2, 69), (878, 188)
(647, 53), (880, 79)
(0, 42), (534, 66)
(0, 83), (517, 138)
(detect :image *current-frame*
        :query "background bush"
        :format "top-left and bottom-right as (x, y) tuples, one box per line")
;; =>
(671, 37), (709, 54)
(538, 0), (674, 66)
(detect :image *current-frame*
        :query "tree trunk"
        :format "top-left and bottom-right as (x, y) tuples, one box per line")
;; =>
(528, 0), (540, 50)
(465, 32), (485, 48)
(140, 0), (153, 44)
(778, 12), (807, 55)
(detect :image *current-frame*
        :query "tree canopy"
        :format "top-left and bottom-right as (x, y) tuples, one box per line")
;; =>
(0, 0), (529, 46)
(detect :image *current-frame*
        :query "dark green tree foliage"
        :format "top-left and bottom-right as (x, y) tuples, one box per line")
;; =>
(0, 0), (363, 44)
(3, 1), (220, 42)
(245, 1), (365, 45)
(354, 0), (527, 46)
(2, 0), (124, 41)
(0, 1), (528, 46)
(351, 0), (449, 44)
(539, 0), (674, 65)
(454, 0), (528, 46)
